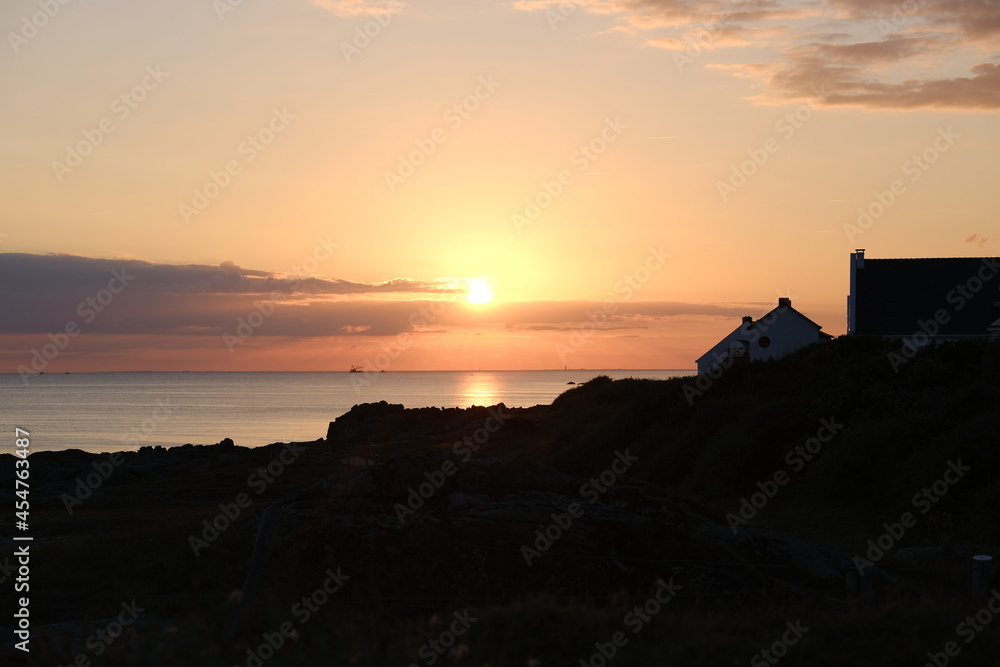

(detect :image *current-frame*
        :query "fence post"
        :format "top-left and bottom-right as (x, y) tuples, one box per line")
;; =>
(972, 554), (993, 597)
(240, 505), (280, 626)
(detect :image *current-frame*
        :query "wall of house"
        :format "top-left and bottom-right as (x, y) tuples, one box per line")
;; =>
(747, 312), (823, 362)
(696, 326), (743, 374)
(696, 307), (827, 374)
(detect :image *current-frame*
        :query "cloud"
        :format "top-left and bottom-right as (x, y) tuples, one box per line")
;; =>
(513, 0), (1000, 110)
(964, 232), (989, 246)
(804, 35), (947, 65)
(0, 253), (456, 296)
(511, 324), (650, 332)
(311, 0), (404, 16)
(829, 0), (1000, 41)
(0, 253), (461, 336)
(727, 58), (1000, 110)
(0, 253), (756, 341)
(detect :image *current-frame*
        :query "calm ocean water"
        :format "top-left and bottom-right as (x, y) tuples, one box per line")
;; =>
(0, 370), (693, 453)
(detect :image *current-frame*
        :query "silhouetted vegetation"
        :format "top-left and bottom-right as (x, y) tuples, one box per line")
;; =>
(547, 337), (1000, 545)
(5, 337), (1000, 665)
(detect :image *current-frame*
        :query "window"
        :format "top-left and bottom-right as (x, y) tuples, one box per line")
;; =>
(759, 336), (771, 349)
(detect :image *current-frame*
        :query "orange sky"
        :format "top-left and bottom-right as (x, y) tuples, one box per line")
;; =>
(1, 0), (998, 371)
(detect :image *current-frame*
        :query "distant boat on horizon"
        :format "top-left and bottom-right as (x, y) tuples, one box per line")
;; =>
(349, 365), (363, 373)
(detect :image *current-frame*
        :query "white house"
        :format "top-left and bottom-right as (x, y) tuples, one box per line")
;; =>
(696, 298), (831, 374)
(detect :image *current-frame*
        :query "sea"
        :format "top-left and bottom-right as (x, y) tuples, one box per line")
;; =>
(0, 370), (694, 453)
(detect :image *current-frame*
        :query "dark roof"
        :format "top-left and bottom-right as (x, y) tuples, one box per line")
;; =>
(854, 257), (1000, 336)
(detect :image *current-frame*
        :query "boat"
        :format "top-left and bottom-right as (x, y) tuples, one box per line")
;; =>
(349, 365), (364, 373)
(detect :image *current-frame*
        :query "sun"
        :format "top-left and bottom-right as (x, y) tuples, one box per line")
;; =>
(466, 278), (493, 305)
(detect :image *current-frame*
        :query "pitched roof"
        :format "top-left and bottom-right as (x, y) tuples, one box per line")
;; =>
(759, 303), (826, 332)
(695, 301), (830, 364)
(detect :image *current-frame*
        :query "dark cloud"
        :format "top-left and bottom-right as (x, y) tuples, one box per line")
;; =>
(0, 253), (456, 295)
(0, 253), (754, 339)
(761, 61), (1000, 110)
(805, 36), (945, 65)
(829, 0), (1000, 40)
(0, 253), (461, 333)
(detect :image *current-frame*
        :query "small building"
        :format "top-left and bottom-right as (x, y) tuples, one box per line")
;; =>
(696, 298), (831, 374)
(847, 249), (1000, 339)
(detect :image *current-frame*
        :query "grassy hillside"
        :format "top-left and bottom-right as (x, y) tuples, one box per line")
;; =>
(546, 336), (1000, 545)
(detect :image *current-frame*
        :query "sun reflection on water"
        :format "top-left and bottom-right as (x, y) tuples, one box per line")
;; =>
(458, 372), (501, 407)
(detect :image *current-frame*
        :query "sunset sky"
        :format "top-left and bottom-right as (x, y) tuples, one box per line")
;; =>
(2, 0), (998, 371)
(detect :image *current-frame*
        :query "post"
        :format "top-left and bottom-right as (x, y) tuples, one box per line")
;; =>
(240, 505), (280, 626)
(859, 570), (878, 609)
(972, 554), (993, 597)
(845, 570), (859, 608)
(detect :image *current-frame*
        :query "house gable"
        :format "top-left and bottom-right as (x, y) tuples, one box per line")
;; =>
(696, 298), (829, 373)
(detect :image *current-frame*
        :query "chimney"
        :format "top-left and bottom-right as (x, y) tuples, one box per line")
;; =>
(848, 250), (865, 334)
(778, 297), (791, 308)
(742, 316), (753, 324)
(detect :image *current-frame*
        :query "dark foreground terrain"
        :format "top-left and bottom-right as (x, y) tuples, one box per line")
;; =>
(3, 336), (1000, 666)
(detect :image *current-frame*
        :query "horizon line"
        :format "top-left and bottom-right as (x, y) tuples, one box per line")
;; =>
(0, 368), (698, 374)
